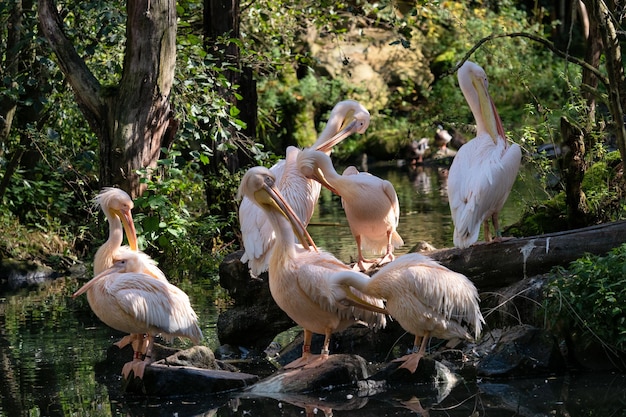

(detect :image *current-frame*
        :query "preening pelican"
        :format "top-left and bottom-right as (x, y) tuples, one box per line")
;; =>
(328, 252), (484, 373)
(238, 166), (386, 369)
(73, 250), (203, 378)
(297, 149), (404, 271)
(447, 61), (522, 248)
(91, 188), (168, 350)
(239, 100), (370, 276)
(93, 188), (166, 281)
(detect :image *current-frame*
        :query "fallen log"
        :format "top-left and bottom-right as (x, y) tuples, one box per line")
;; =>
(423, 221), (626, 290)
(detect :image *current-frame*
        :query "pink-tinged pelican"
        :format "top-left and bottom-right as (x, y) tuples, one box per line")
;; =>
(92, 188), (168, 350)
(93, 188), (166, 281)
(238, 166), (386, 369)
(73, 250), (203, 379)
(327, 252), (484, 373)
(239, 100), (370, 276)
(447, 61), (522, 248)
(297, 149), (404, 271)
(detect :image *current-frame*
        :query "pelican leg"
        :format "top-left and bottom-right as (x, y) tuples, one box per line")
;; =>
(303, 328), (332, 369)
(393, 333), (428, 373)
(114, 334), (137, 349)
(482, 219), (492, 242)
(375, 230), (396, 267)
(130, 334), (155, 379)
(353, 235), (376, 271)
(284, 330), (314, 369)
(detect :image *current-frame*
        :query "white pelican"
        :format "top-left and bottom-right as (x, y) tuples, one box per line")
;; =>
(297, 149), (404, 271)
(239, 100), (370, 276)
(73, 250), (203, 378)
(92, 188), (167, 350)
(237, 166), (386, 369)
(447, 61), (522, 248)
(327, 252), (484, 373)
(93, 187), (166, 281)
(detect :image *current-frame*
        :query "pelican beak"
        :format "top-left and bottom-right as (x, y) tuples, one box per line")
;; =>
(115, 208), (138, 251)
(257, 181), (319, 253)
(316, 109), (358, 153)
(313, 167), (340, 196)
(343, 287), (389, 315)
(473, 74), (505, 144)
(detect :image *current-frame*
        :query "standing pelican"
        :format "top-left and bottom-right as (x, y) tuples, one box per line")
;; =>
(91, 188), (167, 351)
(447, 61), (522, 248)
(328, 252), (484, 373)
(297, 149), (404, 271)
(73, 250), (203, 378)
(238, 166), (386, 369)
(239, 100), (370, 276)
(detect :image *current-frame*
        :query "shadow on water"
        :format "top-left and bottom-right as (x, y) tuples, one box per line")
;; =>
(1, 162), (621, 417)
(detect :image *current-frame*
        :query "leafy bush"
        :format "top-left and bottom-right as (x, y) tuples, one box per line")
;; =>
(544, 244), (626, 353)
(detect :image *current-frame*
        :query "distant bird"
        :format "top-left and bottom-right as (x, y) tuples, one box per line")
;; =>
(406, 138), (430, 164)
(73, 250), (203, 379)
(239, 100), (371, 276)
(447, 61), (522, 248)
(238, 166), (386, 369)
(327, 252), (484, 373)
(91, 188), (167, 350)
(297, 149), (404, 271)
(435, 125), (453, 150)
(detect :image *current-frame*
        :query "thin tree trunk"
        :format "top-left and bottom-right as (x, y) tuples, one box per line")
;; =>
(560, 116), (588, 228)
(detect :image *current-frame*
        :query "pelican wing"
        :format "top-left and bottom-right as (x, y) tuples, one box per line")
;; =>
(107, 274), (202, 342)
(448, 137), (521, 248)
(294, 252), (386, 327)
(379, 254), (483, 338)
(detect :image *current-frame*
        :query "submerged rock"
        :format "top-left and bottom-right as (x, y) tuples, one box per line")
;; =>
(476, 325), (567, 377)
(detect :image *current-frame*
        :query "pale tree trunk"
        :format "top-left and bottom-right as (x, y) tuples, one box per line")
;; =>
(38, 0), (178, 198)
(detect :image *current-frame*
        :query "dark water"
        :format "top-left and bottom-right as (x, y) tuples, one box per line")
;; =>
(2, 163), (624, 417)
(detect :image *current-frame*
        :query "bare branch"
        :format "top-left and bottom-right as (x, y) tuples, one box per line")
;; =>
(445, 32), (610, 89)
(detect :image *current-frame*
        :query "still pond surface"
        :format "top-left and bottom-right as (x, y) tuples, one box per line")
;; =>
(2, 162), (626, 417)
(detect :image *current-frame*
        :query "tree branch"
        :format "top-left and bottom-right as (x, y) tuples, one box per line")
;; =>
(38, 0), (104, 122)
(445, 32), (610, 89)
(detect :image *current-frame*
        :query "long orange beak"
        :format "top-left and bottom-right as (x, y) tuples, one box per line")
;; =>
(115, 208), (138, 251)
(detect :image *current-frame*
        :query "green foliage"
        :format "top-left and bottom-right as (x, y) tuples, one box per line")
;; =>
(544, 244), (626, 353)
(133, 149), (226, 282)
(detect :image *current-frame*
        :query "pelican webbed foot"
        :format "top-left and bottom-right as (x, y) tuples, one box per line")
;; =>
(302, 351), (330, 369)
(393, 352), (424, 374)
(114, 334), (138, 349)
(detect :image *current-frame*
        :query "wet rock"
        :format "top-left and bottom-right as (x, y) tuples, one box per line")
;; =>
(159, 345), (216, 367)
(217, 251), (294, 351)
(0, 259), (59, 291)
(476, 325), (567, 377)
(124, 365), (259, 396)
(249, 354), (371, 394)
